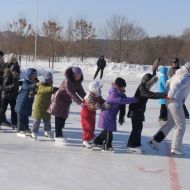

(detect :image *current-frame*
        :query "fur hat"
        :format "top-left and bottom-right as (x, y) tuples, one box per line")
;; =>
(89, 81), (103, 96)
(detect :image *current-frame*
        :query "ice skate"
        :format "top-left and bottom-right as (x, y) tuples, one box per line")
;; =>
(127, 147), (144, 154)
(25, 129), (31, 136)
(44, 131), (53, 139)
(171, 149), (185, 157)
(31, 132), (38, 139)
(148, 140), (159, 151)
(17, 131), (26, 137)
(54, 137), (68, 145)
(82, 141), (92, 148)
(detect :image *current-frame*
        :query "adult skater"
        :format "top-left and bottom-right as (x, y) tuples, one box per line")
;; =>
(127, 73), (166, 153)
(158, 67), (169, 122)
(0, 51), (10, 127)
(149, 62), (190, 155)
(168, 57), (189, 119)
(93, 55), (106, 80)
(48, 67), (86, 144)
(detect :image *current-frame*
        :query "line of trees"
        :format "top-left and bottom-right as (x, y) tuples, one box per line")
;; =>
(0, 15), (190, 66)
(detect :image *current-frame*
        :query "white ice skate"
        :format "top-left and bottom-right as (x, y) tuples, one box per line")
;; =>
(148, 140), (159, 151)
(54, 137), (68, 145)
(82, 141), (92, 148)
(44, 131), (53, 139)
(127, 147), (144, 154)
(31, 132), (38, 139)
(171, 149), (185, 157)
(17, 131), (26, 137)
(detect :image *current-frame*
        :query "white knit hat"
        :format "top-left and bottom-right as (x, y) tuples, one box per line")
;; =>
(89, 81), (103, 96)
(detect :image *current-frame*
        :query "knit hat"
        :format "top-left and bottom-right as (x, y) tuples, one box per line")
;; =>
(42, 71), (53, 83)
(89, 81), (103, 96)
(184, 62), (190, 72)
(115, 77), (126, 88)
(72, 67), (82, 75)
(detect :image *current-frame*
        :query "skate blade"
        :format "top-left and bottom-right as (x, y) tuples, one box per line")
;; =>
(171, 152), (186, 158)
(147, 141), (159, 151)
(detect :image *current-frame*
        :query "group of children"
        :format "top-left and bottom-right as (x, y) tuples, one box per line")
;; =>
(0, 55), (190, 155)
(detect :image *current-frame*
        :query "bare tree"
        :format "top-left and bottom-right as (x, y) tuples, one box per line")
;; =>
(103, 14), (146, 62)
(73, 18), (96, 62)
(65, 18), (74, 62)
(42, 20), (63, 68)
(9, 17), (34, 64)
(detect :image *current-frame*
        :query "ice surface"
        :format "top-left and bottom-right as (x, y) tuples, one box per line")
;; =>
(0, 65), (190, 190)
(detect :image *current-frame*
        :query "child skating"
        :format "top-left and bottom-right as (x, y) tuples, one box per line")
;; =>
(15, 68), (37, 137)
(31, 71), (58, 139)
(127, 73), (166, 153)
(94, 77), (137, 151)
(81, 81), (108, 148)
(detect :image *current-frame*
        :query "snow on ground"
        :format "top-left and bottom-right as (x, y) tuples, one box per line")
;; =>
(19, 57), (152, 79)
(0, 62), (190, 190)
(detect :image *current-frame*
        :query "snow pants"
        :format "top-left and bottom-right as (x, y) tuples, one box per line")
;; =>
(94, 130), (113, 148)
(159, 104), (168, 121)
(153, 103), (186, 150)
(0, 98), (17, 125)
(127, 119), (143, 148)
(32, 118), (51, 133)
(55, 117), (66, 138)
(94, 67), (104, 80)
(17, 114), (30, 132)
(81, 107), (96, 141)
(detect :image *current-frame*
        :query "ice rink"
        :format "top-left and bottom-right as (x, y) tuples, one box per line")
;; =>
(0, 71), (190, 190)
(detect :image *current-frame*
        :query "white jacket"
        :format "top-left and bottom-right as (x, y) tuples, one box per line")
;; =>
(167, 66), (190, 106)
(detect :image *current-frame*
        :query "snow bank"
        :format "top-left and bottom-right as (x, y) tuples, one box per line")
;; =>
(15, 57), (152, 79)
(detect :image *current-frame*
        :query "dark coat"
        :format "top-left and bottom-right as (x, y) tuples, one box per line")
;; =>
(97, 58), (106, 69)
(1, 69), (19, 101)
(3, 62), (20, 74)
(15, 79), (36, 116)
(127, 74), (166, 121)
(48, 67), (86, 119)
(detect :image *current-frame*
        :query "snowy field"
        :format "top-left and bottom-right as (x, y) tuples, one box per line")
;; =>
(0, 59), (190, 190)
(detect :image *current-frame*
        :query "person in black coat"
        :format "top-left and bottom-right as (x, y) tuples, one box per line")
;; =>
(0, 68), (19, 129)
(94, 56), (106, 80)
(127, 73), (167, 153)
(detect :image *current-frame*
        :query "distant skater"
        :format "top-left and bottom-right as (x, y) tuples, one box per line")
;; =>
(94, 56), (106, 80)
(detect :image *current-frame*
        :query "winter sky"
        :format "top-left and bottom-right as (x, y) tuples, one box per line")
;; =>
(0, 0), (189, 37)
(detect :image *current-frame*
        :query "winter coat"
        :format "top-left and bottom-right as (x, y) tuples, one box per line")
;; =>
(167, 66), (190, 107)
(158, 67), (168, 105)
(15, 79), (36, 116)
(3, 62), (20, 74)
(48, 67), (86, 119)
(127, 74), (166, 121)
(97, 58), (106, 69)
(168, 66), (180, 78)
(32, 83), (55, 120)
(1, 69), (19, 101)
(98, 86), (137, 132)
(83, 92), (105, 111)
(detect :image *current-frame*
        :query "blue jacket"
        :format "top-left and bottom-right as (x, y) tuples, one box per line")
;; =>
(15, 68), (37, 116)
(158, 67), (168, 104)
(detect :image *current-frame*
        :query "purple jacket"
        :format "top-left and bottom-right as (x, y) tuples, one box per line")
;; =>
(98, 86), (137, 132)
